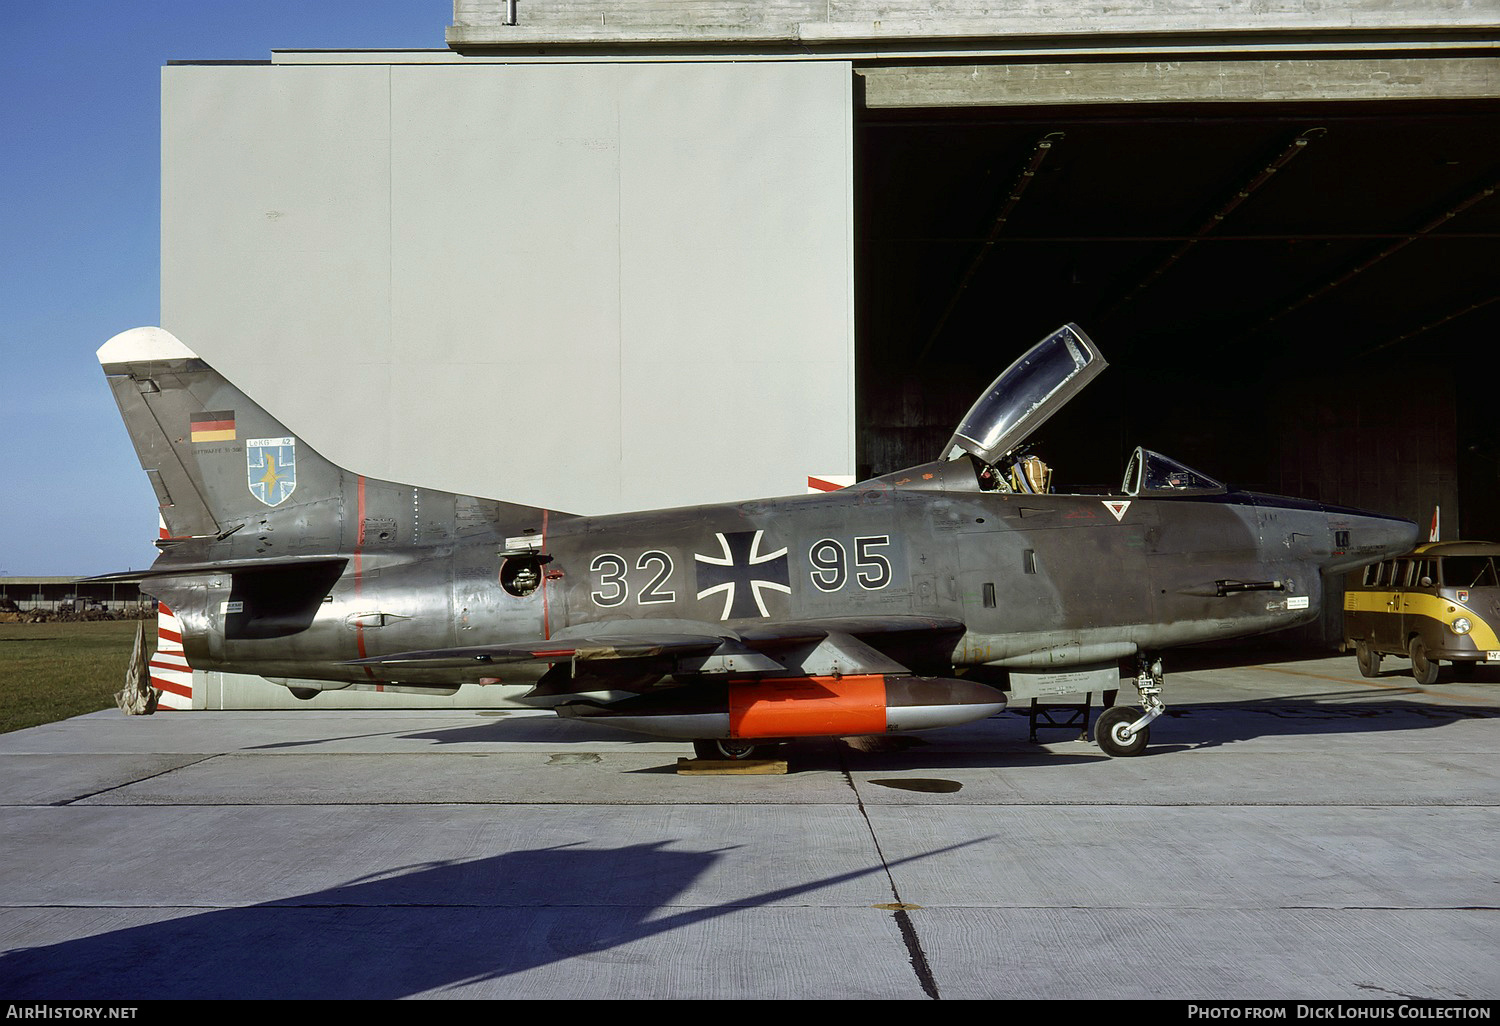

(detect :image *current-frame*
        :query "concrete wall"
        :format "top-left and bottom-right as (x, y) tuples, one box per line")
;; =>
(450, 0), (1497, 48)
(859, 58), (1500, 108)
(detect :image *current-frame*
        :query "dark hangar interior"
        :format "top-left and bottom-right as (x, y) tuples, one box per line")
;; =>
(856, 97), (1500, 540)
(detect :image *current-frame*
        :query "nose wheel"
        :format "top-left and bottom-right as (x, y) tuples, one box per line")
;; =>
(1095, 655), (1166, 757)
(1095, 705), (1150, 757)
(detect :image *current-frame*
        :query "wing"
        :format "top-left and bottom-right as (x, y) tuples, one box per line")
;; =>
(348, 614), (966, 696)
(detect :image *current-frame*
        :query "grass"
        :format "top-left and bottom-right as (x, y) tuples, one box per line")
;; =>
(0, 619), (158, 734)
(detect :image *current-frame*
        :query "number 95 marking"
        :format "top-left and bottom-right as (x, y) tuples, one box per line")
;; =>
(809, 535), (892, 592)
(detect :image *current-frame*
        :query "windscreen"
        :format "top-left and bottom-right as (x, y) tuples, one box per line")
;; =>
(1122, 448), (1225, 496)
(1442, 556), (1499, 589)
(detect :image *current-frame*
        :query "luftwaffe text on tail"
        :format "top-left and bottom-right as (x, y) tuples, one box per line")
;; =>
(95, 324), (1418, 759)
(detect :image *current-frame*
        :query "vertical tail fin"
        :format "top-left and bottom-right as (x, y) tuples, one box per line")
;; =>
(97, 327), (346, 539)
(100, 326), (563, 557)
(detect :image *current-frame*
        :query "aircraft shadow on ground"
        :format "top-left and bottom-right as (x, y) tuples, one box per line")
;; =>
(990, 694), (1498, 755)
(1149, 696), (1499, 750)
(388, 694), (1497, 768)
(0, 837), (985, 999)
(770, 701), (1496, 769)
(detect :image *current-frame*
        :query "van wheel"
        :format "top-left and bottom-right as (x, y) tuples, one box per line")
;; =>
(1355, 640), (1382, 678)
(1409, 638), (1440, 685)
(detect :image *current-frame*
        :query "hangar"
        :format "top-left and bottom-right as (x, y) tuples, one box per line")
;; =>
(158, 1), (1500, 706)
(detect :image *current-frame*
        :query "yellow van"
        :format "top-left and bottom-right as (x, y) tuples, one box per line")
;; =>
(1344, 541), (1500, 684)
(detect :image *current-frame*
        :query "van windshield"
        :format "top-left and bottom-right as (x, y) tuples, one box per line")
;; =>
(1442, 556), (1499, 588)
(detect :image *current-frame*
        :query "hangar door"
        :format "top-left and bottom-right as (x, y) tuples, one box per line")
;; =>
(853, 57), (1500, 542)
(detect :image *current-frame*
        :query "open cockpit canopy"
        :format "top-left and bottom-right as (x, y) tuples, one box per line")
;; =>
(943, 323), (1105, 467)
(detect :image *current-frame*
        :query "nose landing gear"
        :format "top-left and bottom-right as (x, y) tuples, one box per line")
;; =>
(1095, 655), (1166, 757)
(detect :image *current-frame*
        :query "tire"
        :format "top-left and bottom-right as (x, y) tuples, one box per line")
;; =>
(1355, 640), (1382, 678)
(692, 738), (774, 761)
(1409, 637), (1440, 686)
(1095, 706), (1150, 757)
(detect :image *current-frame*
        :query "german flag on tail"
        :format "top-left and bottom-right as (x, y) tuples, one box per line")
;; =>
(190, 410), (235, 442)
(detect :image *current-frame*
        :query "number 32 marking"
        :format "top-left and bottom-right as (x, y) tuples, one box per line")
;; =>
(590, 551), (677, 607)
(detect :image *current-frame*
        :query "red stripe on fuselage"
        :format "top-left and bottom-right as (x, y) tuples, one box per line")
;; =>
(541, 508), (551, 640)
(354, 475), (373, 677)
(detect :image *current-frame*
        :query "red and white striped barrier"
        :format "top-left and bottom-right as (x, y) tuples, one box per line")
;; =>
(149, 516), (193, 708)
(149, 602), (193, 709)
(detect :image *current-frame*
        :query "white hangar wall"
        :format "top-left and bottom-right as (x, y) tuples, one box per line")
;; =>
(161, 55), (854, 708)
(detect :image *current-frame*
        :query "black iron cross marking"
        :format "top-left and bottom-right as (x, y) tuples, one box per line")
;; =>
(695, 530), (791, 620)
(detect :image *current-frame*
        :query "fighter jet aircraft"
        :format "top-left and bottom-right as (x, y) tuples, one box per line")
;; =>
(95, 323), (1417, 758)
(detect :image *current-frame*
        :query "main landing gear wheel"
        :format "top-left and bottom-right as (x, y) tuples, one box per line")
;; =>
(1409, 637), (1440, 686)
(693, 739), (776, 761)
(1355, 640), (1382, 678)
(1095, 705), (1150, 757)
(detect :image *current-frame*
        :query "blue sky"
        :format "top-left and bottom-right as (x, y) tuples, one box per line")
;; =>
(0, 2), (452, 575)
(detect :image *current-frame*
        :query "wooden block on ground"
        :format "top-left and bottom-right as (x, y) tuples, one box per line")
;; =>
(675, 757), (788, 775)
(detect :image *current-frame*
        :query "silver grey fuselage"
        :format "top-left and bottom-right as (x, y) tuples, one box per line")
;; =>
(155, 457), (1411, 687)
